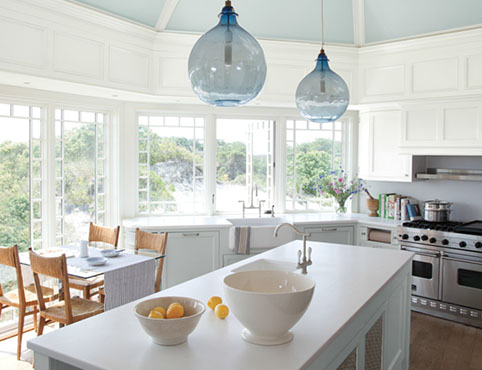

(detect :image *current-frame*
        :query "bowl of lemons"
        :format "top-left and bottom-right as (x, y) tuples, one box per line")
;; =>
(134, 296), (205, 345)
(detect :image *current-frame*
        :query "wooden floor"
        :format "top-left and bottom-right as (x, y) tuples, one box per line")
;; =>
(411, 312), (482, 370)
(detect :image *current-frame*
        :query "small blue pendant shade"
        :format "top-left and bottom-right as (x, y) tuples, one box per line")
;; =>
(295, 50), (349, 123)
(188, 1), (267, 107)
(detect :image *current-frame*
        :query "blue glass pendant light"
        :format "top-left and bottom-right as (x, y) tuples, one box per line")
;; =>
(188, 1), (267, 107)
(295, 0), (349, 123)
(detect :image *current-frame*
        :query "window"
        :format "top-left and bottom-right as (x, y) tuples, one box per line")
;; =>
(0, 103), (43, 326)
(55, 109), (106, 245)
(216, 119), (273, 213)
(286, 119), (345, 211)
(137, 115), (205, 214)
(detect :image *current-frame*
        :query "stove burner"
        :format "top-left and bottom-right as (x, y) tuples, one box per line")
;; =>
(402, 220), (463, 232)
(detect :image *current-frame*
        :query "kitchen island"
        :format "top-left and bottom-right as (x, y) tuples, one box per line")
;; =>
(28, 241), (413, 370)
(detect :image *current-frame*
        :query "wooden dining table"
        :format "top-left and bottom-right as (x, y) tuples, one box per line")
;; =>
(19, 245), (165, 310)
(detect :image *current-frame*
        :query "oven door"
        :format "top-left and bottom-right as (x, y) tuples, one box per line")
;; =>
(401, 245), (440, 300)
(442, 252), (482, 310)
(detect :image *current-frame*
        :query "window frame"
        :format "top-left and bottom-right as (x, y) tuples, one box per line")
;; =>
(284, 116), (349, 212)
(134, 109), (356, 216)
(135, 112), (206, 215)
(54, 107), (110, 245)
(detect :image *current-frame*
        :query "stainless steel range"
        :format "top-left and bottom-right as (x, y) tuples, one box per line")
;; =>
(397, 220), (482, 328)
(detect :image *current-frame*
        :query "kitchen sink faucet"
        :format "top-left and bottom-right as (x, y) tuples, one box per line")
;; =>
(274, 223), (312, 274)
(238, 184), (265, 218)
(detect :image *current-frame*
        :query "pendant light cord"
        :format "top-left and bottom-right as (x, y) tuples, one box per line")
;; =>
(321, 0), (324, 50)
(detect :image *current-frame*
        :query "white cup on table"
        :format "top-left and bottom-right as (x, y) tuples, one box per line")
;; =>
(80, 240), (89, 258)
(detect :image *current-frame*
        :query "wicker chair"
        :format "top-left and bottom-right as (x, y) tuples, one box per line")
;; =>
(69, 222), (120, 299)
(0, 245), (57, 360)
(29, 249), (104, 334)
(99, 228), (167, 302)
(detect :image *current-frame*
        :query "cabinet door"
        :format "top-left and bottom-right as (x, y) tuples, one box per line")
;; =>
(162, 231), (219, 290)
(400, 103), (482, 155)
(369, 110), (411, 181)
(304, 226), (354, 245)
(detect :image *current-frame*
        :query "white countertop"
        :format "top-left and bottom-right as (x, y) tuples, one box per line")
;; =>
(123, 215), (234, 230)
(123, 212), (401, 231)
(28, 241), (413, 370)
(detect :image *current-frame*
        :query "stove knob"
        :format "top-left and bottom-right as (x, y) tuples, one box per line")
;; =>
(402, 234), (409, 240)
(429, 237), (437, 244)
(441, 239), (449, 246)
(475, 242), (482, 249)
(413, 235), (421, 241)
(421, 235), (429, 241)
(459, 241), (467, 248)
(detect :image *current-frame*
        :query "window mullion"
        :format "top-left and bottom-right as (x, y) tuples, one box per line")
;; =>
(204, 114), (216, 215)
(28, 107), (33, 248)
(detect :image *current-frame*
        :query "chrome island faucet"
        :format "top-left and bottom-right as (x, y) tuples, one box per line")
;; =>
(273, 223), (312, 274)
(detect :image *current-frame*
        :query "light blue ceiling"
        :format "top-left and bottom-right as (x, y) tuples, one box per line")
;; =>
(74, 0), (167, 27)
(365, 0), (482, 43)
(166, 0), (354, 44)
(71, 0), (482, 44)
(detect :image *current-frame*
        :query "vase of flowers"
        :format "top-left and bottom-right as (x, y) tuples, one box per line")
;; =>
(313, 167), (365, 214)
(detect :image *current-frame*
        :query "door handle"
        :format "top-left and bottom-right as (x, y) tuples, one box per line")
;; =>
(443, 255), (482, 266)
(401, 246), (440, 258)
(182, 233), (200, 237)
(321, 228), (337, 232)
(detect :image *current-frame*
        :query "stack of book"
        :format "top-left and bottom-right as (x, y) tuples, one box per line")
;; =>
(378, 194), (415, 221)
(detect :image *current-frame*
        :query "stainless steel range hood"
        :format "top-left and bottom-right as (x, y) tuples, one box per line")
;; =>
(416, 168), (482, 181)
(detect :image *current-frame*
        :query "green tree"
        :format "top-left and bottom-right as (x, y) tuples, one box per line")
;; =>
(216, 140), (246, 183)
(0, 141), (31, 252)
(296, 151), (332, 196)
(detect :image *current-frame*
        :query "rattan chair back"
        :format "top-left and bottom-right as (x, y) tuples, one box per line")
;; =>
(135, 229), (168, 292)
(89, 222), (120, 248)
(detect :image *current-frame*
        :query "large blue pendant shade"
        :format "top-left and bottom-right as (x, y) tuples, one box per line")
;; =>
(295, 49), (350, 123)
(188, 1), (267, 107)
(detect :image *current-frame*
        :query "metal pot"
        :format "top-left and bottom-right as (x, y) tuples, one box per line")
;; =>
(423, 199), (452, 222)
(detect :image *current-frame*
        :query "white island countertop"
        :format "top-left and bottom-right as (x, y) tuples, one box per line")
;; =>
(28, 241), (413, 370)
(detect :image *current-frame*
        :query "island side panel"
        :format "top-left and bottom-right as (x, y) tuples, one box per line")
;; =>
(34, 353), (83, 370)
(305, 262), (412, 370)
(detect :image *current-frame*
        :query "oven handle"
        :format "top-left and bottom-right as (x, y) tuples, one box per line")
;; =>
(443, 254), (482, 266)
(400, 246), (440, 258)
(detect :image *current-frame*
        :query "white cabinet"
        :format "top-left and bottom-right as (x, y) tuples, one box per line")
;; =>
(358, 110), (425, 182)
(161, 231), (220, 290)
(400, 101), (482, 155)
(302, 225), (354, 245)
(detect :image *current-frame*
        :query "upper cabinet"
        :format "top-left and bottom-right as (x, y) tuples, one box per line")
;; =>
(400, 101), (482, 155)
(358, 109), (425, 182)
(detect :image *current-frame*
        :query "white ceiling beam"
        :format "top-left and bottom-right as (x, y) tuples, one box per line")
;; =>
(353, 0), (365, 46)
(155, 0), (181, 31)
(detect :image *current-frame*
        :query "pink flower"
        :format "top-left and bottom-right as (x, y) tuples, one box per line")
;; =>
(338, 178), (343, 183)
(329, 182), (333, 187)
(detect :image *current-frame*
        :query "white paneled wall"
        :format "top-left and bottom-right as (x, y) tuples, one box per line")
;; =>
(358, 28), (482, 104)
(0, 0), (358, 107)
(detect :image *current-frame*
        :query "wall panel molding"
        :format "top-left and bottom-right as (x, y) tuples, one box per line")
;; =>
(0, 16), (48, 69)
(53, 32), (104, 79)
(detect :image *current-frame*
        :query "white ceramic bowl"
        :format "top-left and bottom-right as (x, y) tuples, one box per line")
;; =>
(224, 270), (315, 345)
(100, 249), (121, 258)
(134, 296), (205, 346)
(86, 256), (107, 266)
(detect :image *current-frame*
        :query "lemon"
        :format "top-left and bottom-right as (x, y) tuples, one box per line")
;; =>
(207, 296), (222, 311)
(166, 302), (185, 319)
(215, 304), (229, 319)
(152, 306), (166, 317)
(148, 309), (164, 319)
